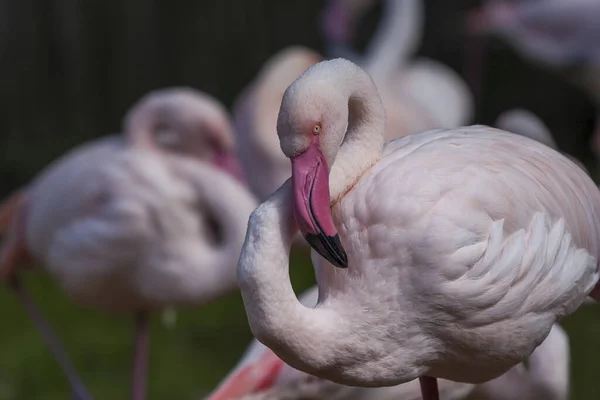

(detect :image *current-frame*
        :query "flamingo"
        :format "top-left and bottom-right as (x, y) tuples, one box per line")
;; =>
(207, 283), (571, 400)
(468, 0), (600, 69)
(0, 87), (257, 400)
(321, 0), (474, 138)
(466, 0), (600, 155)
(235, 58), (600, 400)
(206, 107), (581, 400)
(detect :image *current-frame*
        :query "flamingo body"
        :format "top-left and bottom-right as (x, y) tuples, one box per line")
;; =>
(329, 128), (595, 384)
(237, 59), (599, 397)
(19, 136), (255, 311)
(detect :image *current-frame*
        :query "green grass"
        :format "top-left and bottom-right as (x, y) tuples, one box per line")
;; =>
(0, 247), (599, 399)
(0, 250), (316, 400)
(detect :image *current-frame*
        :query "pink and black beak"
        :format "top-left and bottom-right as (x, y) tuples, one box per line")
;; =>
(205, 351), (285, 400)
(291, 137), (348, 269)
(213, 149), (247, 186)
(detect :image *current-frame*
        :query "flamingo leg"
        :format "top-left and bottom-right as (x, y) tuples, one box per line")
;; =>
(131, 311), (149, 400)
(419, 376), (440, 400)
(8, 276), (93, 400)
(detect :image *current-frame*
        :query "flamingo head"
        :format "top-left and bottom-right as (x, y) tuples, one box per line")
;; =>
(123, 87), (247, 184)
(277, 63), (351, 269)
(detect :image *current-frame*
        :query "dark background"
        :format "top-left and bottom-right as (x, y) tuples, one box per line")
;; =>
(0, 1), (598, 399)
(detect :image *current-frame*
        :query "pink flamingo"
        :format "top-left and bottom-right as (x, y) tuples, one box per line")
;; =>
(208, 110), (584, 400)
(206, 284), (571, 400)
(0, 87), (257, 400)
(236, 58), (600, 400)
(467, 0), (600, 156)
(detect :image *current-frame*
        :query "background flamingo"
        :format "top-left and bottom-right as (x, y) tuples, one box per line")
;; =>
(0, 87), (257, 400)
(236, 58), (600, 400)
(321, 0), (474, 135)
(466, 0), (600, 156)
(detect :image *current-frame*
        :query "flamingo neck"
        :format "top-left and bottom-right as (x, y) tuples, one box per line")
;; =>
(166, 158), (258, 303)
(328, 66), (386, 204)
(237, 180), (346, 376)
(363, 0), (423, 81)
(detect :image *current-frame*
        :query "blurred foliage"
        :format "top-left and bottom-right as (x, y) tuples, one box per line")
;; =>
(0, 0), (599, 399)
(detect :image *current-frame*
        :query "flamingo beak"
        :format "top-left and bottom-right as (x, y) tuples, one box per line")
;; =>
(214, 150), (247, 185)
(291, 139), (348, 269)
(205, 351), (285, 400)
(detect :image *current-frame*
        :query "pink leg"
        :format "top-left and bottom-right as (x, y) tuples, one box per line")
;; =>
(131, 311), (149, 400)
(9, 276), (93, 400)
(419, 376), (440, 400)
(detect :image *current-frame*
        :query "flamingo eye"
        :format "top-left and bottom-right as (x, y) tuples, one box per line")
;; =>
(313, 124), (321, 135)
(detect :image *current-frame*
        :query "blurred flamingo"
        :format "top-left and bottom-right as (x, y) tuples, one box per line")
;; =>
(321, 0), (473, 135)
(466, 0), (600, 155)
(237, 58), (600, 400)
(0, 87), (257, 400)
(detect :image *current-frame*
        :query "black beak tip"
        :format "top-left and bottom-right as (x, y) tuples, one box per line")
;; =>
(304, 232), (348, 269)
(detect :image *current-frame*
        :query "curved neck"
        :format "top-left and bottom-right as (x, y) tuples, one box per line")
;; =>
(364, 0), (423, 81)
(329, 65), (386, 203)
(237, 180), (345, 374)
(174, 158), (259, 301)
